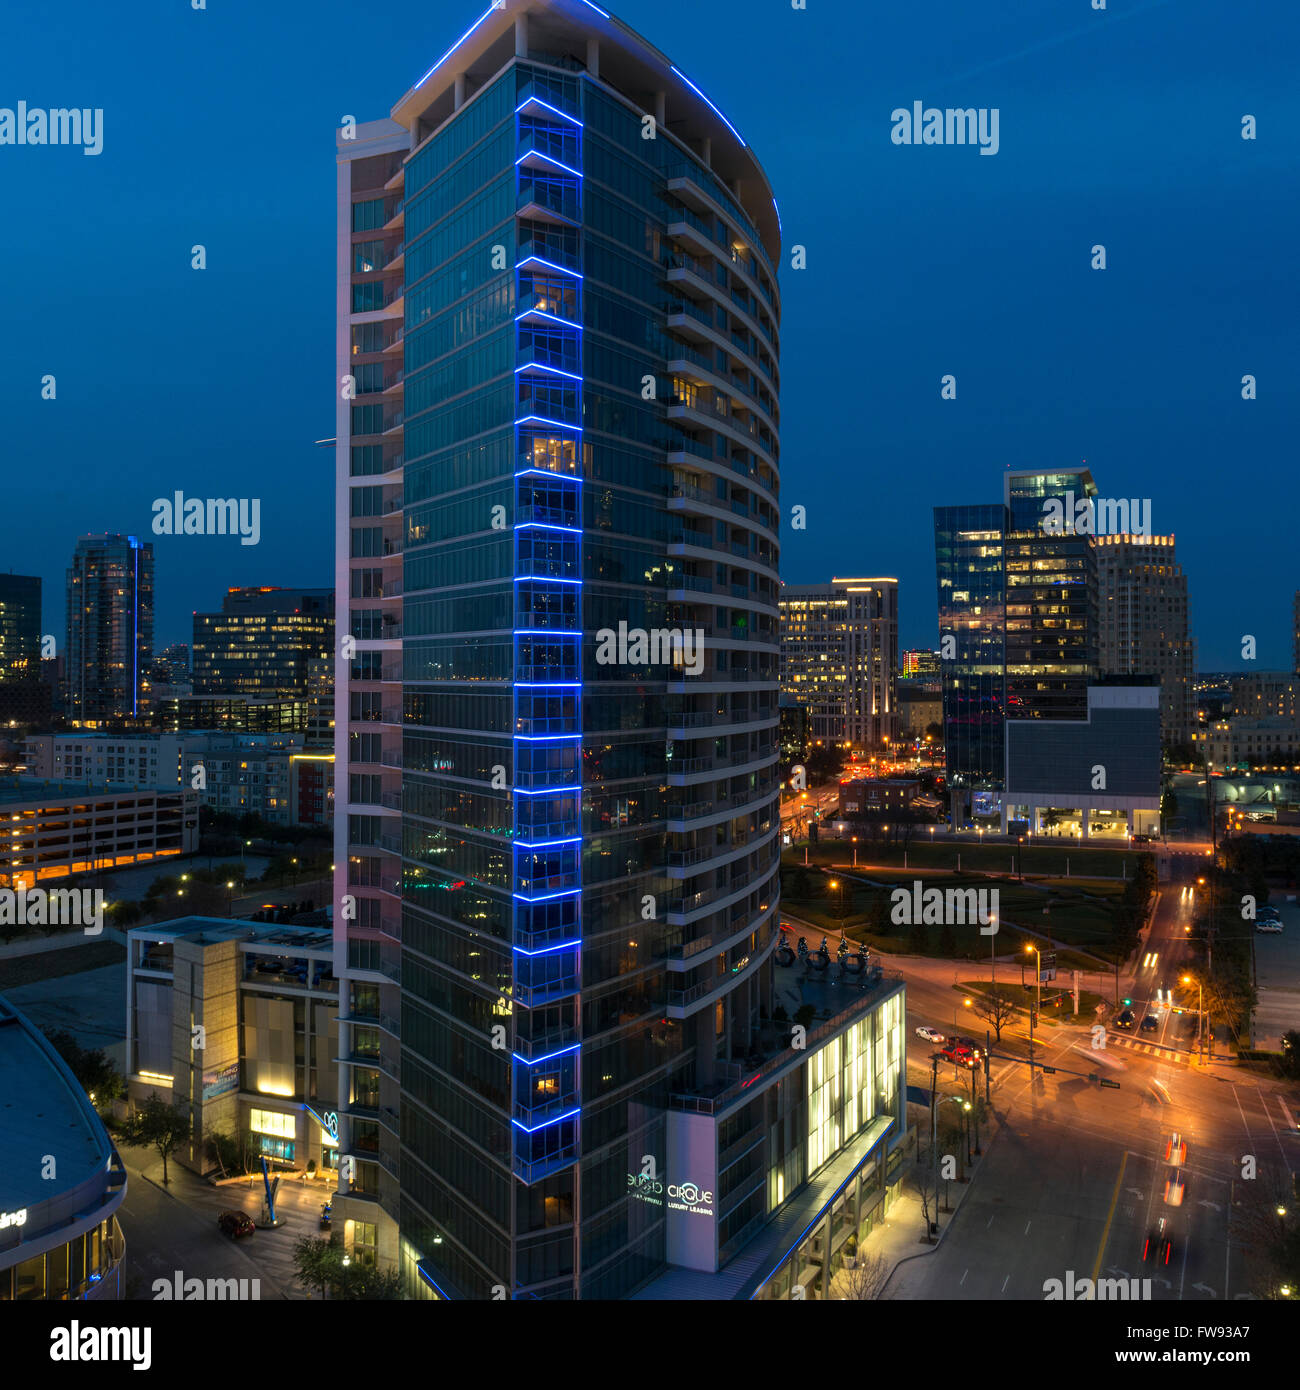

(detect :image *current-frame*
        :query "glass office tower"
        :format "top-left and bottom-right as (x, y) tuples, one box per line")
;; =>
(934, 505), (1006, 818)
(65, 534), (154, 724)
(1003, 468), (1098, 722)
(334, 0), (781, 1300)
(935, 468), (1101, 822)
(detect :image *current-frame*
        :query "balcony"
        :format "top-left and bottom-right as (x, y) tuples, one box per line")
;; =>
(517, 180), (580, 226)
(512, 1026), (580, 1062)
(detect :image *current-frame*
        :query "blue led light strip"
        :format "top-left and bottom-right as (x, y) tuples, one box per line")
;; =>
(509, 76), (585, 1182)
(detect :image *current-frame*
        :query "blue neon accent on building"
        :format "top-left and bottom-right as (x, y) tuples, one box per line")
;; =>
(511, 1043), (581, 1065)
(515, 151), (585, 180)
(515, 97), (583, 128)
(514, 363), (585, 382)
(413, 5), (497, 91)
(669, 65), (748, 147)
(513, 628), (582, 637)
(514, 414), (581, 431)
(512, 785), (581, 797)
(513, 938), (582, 956)
(515, 255), (584, 280)
(514, 521), (583, 535)
(514, 308), (583, 329)
(515, 836), (583, 849)
(515, 574), (583, 585)
(511, 1106), (581, 1134)
(513, 887), (582, 904)
(580, 0), (610, 17)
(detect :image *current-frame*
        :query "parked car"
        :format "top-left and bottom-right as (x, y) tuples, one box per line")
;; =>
(1257, 921), (1284, 934)
(1132, 833), (1153, 844)
(217, 1210), (255, 1239)
(915, 1025), (945, 1043)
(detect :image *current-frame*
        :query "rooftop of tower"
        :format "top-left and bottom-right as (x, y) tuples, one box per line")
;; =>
(390, 0), (781, 268)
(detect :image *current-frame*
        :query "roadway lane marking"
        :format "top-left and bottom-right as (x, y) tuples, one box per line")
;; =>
(986, 1214), (995, 1229)
(1280, 1096), (1297, 1131)
(1024, 1220), (1031, 1235)
(1001, 1274), (1010, 1293)
(1092, 1151), (1127, 1285)
(960, 1268), (969, 1286)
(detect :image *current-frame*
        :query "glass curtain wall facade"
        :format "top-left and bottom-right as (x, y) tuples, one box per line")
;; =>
(336, 0), (781, 1303)
(65, 535), (154, 724)
(1003, 470), (1098, 722)
(934, 504), (1006, 812)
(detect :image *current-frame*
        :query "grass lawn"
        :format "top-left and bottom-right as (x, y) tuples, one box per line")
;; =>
(787, 837), (1145, 880)
(781, 864), (1126, 966)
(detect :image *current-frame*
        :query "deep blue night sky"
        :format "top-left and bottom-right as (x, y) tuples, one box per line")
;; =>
(3, 0), (1296, 665)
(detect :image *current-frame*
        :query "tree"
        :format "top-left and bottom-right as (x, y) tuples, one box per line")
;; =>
(910, 1158), (936, 1242)
(973, 986), (1017, 1043)
(42, 1029), (125, 1105)
(118, 1093), (192, 1185)
(1281, 1031), (1300, 1080)
(907, 916), (929, 956)
(293, 1235), (338, 1300)
(837, 1249), (892, 1301)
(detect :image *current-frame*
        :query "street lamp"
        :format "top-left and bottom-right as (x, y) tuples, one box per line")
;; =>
(852, 835), (858, 869)
(1182, 974), (1204, 1062)
(1024, 943), (1041, 1069)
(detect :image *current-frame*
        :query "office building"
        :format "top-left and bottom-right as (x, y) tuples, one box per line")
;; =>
(933, 502), (1008, 819)
(0, 997), (128, 1300)
(779, 579), (898, 749)
(191, 587), (334, 699)
(155, 693), (312, 735)
(23, 731), (329, 827)
(1002, 679), (1162, 837)
(936, 468), (1105, 822)
(1096, 534), (1195, 748)
(1230, 672), (1300, 723)
(1003, 468), (1098, 722)
(327, 0), (877, 1301)
(901, 649), (940, 679)
(65, 534), (154, 724)
(126, 919), (339, 1179)
(0, 574), (41, 683)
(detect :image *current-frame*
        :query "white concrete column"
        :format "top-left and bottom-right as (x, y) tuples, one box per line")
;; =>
(515, 13), (528, 57)
(702, 136), (712, 166)
(586, 37), (599, 76)
(654, 90), (666, 127)
(454, 74), (466, 109)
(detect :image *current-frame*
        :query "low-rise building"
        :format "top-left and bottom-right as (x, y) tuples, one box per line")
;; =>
(126, 918), (340, 1179)
(0, 778), (197, 886)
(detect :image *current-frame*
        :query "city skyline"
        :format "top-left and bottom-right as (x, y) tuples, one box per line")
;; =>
(4, 0), (1297, 665)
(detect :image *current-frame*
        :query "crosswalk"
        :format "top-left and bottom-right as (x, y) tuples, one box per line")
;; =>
(1106, 1035), (1193, 1065)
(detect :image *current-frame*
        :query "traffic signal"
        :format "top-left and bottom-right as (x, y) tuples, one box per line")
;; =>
(1030, 1010), (1038, 1027)
(1122, 998), (1132, 1007)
